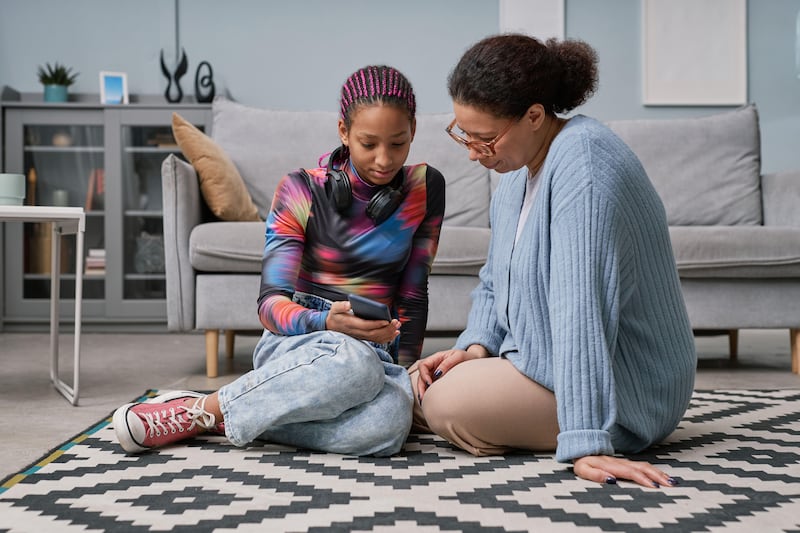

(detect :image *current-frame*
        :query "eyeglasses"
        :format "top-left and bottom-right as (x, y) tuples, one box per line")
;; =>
(445, 117), (517, 157)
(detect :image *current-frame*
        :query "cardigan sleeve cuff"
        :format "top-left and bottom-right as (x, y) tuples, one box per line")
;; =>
(454, 329), (504, 355)
(556, 429), (614, 463)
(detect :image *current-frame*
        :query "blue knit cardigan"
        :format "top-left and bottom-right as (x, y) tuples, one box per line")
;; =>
(455, 116), (697, 462)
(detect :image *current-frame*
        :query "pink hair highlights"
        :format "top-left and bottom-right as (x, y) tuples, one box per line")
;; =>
(339, 65), (416, 126)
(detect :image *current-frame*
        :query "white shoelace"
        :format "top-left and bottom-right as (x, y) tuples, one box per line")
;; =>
(182, 396), (217, 430)
(144, 396), (216, 437)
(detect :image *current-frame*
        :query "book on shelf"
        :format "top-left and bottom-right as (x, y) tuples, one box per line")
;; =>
(146, 132), (178, 148)
(84, 248), (106, 276)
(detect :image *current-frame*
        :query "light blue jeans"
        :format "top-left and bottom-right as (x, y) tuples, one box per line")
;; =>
(217, 293), (413, 457)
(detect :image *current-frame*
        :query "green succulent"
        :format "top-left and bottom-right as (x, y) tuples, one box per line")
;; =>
(37, 62), (79, 86)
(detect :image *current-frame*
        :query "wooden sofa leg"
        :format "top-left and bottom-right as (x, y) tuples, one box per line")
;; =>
(791, 329), (800, 374)
(205, 329), (220, 378)
(728, 329), (738, 361)
(225, 330), (235, 359)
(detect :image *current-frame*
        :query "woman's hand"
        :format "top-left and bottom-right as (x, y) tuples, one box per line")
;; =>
(325, 300), (400, 344)
(573, 455), (678, 489)
(416, 345), (488, 402)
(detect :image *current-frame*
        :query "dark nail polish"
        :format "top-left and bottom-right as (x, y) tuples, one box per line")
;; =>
(605, 477), (617, 485)
(433, 369), (442, 379)
(652, 481), (660, 488)
(417, 393), (422, 404)
(425, 381), (431, 387)
(667, 477), (679, 486)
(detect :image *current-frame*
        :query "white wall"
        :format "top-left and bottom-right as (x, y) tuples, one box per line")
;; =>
(1, 0), (799, 172)
(0, 0), (496, 113)
(567, 0), (800, 174)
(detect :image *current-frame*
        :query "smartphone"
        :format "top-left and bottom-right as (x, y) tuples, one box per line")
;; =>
(348, 294), (392, 321)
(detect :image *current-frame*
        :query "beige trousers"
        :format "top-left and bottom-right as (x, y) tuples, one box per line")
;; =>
(408, 357), (559, 456)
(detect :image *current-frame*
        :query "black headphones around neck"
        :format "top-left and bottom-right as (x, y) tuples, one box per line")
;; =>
(324, 145), (405, 225)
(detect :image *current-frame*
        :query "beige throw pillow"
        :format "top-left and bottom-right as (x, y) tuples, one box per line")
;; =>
(171, 112), (261, 222)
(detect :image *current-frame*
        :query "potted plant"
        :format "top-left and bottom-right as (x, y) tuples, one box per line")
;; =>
(37, 62), (79, 102)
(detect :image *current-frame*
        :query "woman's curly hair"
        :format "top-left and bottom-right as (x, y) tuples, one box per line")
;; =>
(448, 33), (598, 118)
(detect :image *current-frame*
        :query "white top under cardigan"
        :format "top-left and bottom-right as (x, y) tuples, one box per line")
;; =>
(456, 115), (697, 463)
(514, 168), (541, 245)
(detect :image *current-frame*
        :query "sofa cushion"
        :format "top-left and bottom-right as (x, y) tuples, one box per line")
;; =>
(190, 221), (264, 272)
(190, 222), (489, 276)
(211, 97), (340, 219)
(607, 105), (762, 226)
(430, 226), (491, 275)
(172, 113), (261, 222)
(670, 226), (800, 278)
(407, 113), (490, 227)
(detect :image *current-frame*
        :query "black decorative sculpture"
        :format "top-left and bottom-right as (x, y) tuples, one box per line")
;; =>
(160, 48), (188, 103)
(194, 61), (215, 103)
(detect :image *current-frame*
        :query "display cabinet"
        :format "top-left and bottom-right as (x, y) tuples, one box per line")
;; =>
(1, 100), (211, 329)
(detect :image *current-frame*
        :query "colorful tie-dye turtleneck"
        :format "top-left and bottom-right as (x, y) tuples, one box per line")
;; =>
(257, 162), (445, 362)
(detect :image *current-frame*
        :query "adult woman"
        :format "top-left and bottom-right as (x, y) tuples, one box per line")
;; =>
(412, 35), (696, 487)
(115, 65), (445, 457)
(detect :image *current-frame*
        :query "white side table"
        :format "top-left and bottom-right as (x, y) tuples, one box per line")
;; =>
(0, 206), (85, 405)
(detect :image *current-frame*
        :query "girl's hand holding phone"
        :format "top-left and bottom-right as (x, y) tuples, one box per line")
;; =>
(325, 300), (400, 344)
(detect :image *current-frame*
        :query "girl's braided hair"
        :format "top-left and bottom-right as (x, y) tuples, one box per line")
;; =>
(339, 65), (416, 128)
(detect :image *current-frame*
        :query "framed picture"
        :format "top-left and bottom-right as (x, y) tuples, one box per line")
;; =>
(99, 71), (129, 104)
(499, 0), (564, 40)
(642, 0), (747, 106)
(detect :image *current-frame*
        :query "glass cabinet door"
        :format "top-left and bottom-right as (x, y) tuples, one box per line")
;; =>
(108, 107), (208, 315)
(3, 109), (106, 319)
(120, 125), (173, 300)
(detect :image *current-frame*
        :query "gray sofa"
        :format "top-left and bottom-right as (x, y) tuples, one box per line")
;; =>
(607, 104), (800, 374)
(163, 98), (800, 376)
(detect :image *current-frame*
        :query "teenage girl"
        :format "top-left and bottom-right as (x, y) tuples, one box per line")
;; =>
(114, 65), (445, 457)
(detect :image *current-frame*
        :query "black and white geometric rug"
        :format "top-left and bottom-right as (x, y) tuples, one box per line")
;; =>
(1, 389), (799, 532)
